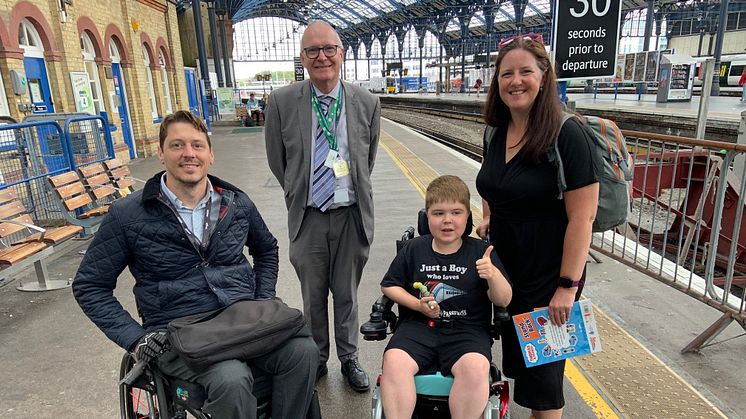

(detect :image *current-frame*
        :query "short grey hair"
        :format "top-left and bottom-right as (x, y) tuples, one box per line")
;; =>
(300, 20), (343, 52)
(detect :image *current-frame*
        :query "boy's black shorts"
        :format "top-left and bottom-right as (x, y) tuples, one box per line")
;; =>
(385, 320), (492, 376)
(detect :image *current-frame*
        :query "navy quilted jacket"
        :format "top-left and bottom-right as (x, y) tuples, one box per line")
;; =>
(72, 172), (279, 351)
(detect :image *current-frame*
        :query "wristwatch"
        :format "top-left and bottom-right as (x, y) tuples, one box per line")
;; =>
(558, 276), (584, 288)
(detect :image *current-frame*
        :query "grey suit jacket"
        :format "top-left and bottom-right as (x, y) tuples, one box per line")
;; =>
(264, 80), (381, 244)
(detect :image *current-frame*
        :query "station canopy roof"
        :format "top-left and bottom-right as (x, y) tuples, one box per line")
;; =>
(222, 1), (702, 49)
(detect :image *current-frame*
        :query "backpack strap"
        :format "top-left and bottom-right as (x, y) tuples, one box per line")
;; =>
(483, 125), (497, 157)
(549, 112), (575, 199)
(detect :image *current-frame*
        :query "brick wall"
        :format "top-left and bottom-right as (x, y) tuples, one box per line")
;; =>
(0, 0), (188, 160)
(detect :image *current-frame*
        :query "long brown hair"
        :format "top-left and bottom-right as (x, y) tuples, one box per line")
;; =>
(483, 38), (563, 163)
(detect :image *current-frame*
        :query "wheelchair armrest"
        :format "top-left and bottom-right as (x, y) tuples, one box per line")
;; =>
(373, 295), (395, 313)
(490, 306), (510, 340)
(360, 295), (398, 341)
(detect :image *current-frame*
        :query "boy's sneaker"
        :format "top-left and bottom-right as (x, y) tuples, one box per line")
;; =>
(341, 357), (369, 392)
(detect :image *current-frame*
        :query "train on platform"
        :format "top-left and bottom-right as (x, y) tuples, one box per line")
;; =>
(693, 53), (746, 87)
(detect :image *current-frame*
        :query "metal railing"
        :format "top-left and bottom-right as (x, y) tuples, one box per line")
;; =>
(594, 128), (746, 352)
(0, 115), (114, 226)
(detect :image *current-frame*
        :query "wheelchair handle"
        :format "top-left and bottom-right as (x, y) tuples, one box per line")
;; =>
(120, 359), (146, 386)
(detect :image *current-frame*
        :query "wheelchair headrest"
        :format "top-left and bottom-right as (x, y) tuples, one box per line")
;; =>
(417, 208), (473, 239)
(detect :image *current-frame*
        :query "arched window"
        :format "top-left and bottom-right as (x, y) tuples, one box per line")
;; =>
(159, 51), (172, 114)
(81, 32), (104, 114)
(18, 19), (43, 57)
(0, 75), (9, 117)
(109, 39), (120, 63)
(142, 45), (158, 119)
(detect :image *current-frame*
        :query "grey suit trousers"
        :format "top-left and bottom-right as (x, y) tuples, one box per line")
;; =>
(289, 205), (370, 364)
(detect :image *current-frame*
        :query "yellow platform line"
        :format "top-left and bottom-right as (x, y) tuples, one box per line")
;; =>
(379, 126), (726, 418)
(566, 360), (619, 418)
(380, 130), (484, 229)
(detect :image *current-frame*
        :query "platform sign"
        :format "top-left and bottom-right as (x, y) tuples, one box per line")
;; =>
(553, 0), (623, 80)
(216, 87), (234, 116)
(294, 57), (304, 81)
(70, 72), (95, 115)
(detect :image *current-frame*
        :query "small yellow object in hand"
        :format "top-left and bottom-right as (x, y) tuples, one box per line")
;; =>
(413, 282), (438, 309)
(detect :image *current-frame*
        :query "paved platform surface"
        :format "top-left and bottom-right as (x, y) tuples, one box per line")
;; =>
(0, 121), (744, 418)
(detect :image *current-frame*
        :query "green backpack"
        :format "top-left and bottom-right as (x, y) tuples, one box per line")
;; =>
(483, 112), (632, 232)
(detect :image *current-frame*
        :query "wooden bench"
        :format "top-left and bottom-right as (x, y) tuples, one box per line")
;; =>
(0, 188), (82, 291)
(103, 158), (144, 193)
(78, 162), (123, 203)
(47, 171), (109, 235)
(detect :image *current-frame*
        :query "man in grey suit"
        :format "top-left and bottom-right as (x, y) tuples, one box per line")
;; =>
(264, 20), (380, 392)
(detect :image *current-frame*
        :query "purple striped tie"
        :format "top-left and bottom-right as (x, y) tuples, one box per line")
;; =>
(312, 95), (335, 211)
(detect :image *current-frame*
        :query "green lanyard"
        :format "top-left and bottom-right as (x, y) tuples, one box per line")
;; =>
(311, 85), (344, 151)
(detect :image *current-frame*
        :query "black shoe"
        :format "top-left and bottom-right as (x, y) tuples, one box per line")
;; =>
(341, 358), (369, 392)
(316, 362), (328, 382)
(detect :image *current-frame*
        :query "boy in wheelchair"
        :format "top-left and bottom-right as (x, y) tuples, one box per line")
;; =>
(376, 175), (512, 419)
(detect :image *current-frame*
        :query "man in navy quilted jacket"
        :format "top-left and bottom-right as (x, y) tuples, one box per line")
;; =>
(72, 110), (318, 418)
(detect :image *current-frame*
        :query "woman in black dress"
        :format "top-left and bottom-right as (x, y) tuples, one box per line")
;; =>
(475, 35), (601, 418)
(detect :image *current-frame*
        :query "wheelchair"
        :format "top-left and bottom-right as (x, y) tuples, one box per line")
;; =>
(360, 210), (511, 419)
(119, 352), (321, 419)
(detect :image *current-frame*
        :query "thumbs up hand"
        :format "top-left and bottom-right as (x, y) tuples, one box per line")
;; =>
(476, 245), (497, 280)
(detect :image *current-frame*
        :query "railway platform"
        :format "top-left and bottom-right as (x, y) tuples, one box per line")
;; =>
(0, 121), (744, 418)
(382, 92), (744, 143)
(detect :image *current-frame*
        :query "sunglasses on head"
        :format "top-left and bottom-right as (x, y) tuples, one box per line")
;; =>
(498, 33), (544, 50)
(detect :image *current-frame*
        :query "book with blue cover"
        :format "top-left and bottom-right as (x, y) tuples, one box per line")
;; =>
(512, 299), (602, 367)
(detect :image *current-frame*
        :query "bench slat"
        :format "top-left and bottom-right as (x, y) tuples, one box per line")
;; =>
(0, 241), (48, 265)
(116, 178), (135, 189)
(110, 166), (131, 178)
(48, 171), (81, 187)
(20, 225), (82, 245)
(78, 163), (106, 177)
(54, 181), (87, 199)
(0, 199), (26, 220)
(86, 173), (111, 186)
(63, 194), (93, 211)
(79, 206), (109, 219)
(0, 189), (19, 205)
(0, 214), (36, 238)
(91, 186), (117, 200)
(103, 158), (124, 170)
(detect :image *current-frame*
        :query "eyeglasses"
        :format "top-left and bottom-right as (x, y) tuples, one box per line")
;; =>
(303, 45), (341, 59)
(498, 33), (544, 50)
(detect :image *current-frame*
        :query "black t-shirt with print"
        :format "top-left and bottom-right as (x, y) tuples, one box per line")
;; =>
(380, 235), (509, 327)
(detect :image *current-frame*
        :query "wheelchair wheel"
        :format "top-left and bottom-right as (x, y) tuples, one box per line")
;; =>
(483, 394), (510, 419)
(371, 382), (385, 419)
(119, 354), (161, 419)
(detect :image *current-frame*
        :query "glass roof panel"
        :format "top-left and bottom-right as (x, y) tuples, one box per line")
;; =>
(446, 18), (459, 32)
(364, 0), (396, 14)
(313, 0), (363, 27)
(469, 11), (485, 28)
(495, 3), (514, 23)
(400, 0), (419, 6)
(525, 0), (551, 17)
(353, 0), (382, 18)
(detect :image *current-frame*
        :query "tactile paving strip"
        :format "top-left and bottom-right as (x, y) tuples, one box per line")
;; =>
(573, 307), (726, 418)
(380, 132), (485, 223)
